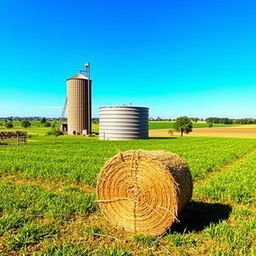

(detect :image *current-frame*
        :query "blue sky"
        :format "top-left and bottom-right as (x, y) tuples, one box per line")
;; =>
(0, 0), (255, 118)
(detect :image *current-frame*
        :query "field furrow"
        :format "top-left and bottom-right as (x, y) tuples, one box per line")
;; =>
(194, 148), (256, 204)
(194, 145), (256, 188)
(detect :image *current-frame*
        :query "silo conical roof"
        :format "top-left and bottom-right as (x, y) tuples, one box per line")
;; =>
(67, 73), (89, 80)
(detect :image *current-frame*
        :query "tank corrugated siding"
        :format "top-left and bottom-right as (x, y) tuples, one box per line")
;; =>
(99, 106), (149, 140)
(67, 73), (91, 135)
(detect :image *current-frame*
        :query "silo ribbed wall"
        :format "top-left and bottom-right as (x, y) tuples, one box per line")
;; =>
(67, 77), (91, 135)
(99, 106), (149, 140)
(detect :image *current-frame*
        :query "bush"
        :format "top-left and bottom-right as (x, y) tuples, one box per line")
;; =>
(40, 117), (46, 124)
(168, 129), (174, 136)
(208, 122), (213, 128)
(5, 122), (13, 129)
(44, 122), (51, 127)
(51, 121), (57, 128)
(47, 128), (63, 136)
(21, 120), (31, 128)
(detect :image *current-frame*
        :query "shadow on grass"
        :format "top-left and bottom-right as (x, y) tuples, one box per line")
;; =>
(170, 201), (232, 234)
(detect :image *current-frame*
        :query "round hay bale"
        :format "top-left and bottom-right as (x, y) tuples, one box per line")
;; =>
(96, 150), (193, 236)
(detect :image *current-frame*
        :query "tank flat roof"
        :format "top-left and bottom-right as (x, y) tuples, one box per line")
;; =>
(100, 106), (149, 109)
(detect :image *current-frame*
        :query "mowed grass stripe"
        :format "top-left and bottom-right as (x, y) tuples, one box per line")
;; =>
(194, 148), (256, 203)
(193, 146), (256, 187)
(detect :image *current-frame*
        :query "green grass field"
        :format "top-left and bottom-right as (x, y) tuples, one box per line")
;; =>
(0, 122), (99, 135)
(0, 121), (239, 135)
(0, 133), (255, 255)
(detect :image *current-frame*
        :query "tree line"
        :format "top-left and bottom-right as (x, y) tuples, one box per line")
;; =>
(0, 116), (63, 122)
(1, 116), (256, 124)
(0, 117), (56, 129)
(205, 117), (256, 124)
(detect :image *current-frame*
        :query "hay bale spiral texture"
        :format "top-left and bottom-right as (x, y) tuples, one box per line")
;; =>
(96, 150), (193, 236)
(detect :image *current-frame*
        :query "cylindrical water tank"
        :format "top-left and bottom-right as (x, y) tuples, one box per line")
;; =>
(67, 73), (92, 135)
(99, 106), (149, 140)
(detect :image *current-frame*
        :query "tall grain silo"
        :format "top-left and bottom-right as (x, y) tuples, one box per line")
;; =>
(99, 106), (149, 140)
(67, 65), (92, 135)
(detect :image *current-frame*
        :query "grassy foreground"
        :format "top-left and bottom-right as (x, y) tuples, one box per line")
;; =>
(0, 135), (255, 255)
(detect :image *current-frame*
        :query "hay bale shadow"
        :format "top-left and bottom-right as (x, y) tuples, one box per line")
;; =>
(170, 201), (232, 234)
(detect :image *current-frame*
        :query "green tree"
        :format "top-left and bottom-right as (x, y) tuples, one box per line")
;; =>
(51, 121), (57, 128)
(44, 122), (51, 127)
(40, 117), (46, 124)
(207, 122), (213, 128)
(49, 127), (63, 137)
(47, 127), (63, 143)
(5, 122), (13, 129)
(21, 120), (31, 128)
(173, 116), (193, 137)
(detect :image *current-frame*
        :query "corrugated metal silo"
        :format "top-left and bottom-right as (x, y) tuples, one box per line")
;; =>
(67, 73), (92, 135)
(99, 106), (149, 140)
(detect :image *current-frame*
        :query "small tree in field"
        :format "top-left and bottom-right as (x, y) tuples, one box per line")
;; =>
(168, 129), (174, 136)
(173, 116), (193, 137)
(207, 122), (213, 128)
(48, 127), (63, 143)
(44, 121), (51, 127)
(5, 122), (13, 129)
(40, 117), (46, 124)
(21, 120), (31, 128)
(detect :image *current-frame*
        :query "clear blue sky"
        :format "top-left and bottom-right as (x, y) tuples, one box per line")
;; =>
(0, 0), (255, 118)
